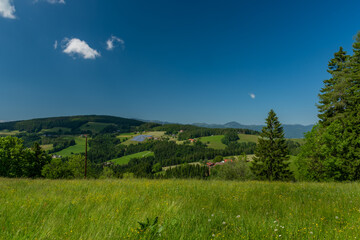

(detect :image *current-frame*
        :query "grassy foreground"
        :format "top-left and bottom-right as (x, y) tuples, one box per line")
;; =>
(1, 179), (360, 239)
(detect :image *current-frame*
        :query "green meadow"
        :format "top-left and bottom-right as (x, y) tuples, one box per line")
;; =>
(1, 178), (360, 239)
(55, 137), (88, 157)
(110, 151), (154, 165)
(199, 134), (259, 149)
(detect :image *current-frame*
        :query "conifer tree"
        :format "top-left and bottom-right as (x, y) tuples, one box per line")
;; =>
(297, 31), (360, 181)
(251, 110), (291, 181)
(318, 47), (350, 125)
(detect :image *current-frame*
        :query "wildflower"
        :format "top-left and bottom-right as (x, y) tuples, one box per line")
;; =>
(274, 220), (277, 223)
(335, 216), (339, 219)
(212, 234), (215, 237)
(222, 222), (226, 225)
(208, 219), (211, 222)
(236, 215), (240, 218)
(281, 226), (284, 229)
(310, 232), (313, 234)
(279, 235), (282, 237)
(211, 214), (214, 217)
(274, 229), (278, 232)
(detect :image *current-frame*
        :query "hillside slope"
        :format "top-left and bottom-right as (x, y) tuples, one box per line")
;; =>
(0, 115), (145, 134)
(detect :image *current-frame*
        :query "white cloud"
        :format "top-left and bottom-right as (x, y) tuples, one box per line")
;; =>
(106, 36), (125, 50)
(34, 0), (65, 4)
(250, 93), (256, 99)
(0, 0), (16, 19)
(54, 40), (58, 49)
(62, 38), (100, 59)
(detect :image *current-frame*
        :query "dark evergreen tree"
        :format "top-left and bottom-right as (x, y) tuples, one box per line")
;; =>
(297, 32), (360, 181)
(318, 47), (350, 125)
(251, 110), (291, 181)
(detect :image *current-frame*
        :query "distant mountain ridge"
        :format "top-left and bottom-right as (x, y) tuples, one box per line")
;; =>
(137, 118), (313, 138)
(192, 122), (313, 138)
(0, 115), (313, 138)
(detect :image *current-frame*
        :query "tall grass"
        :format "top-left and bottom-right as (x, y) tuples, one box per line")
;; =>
(1, 178), (360, 239)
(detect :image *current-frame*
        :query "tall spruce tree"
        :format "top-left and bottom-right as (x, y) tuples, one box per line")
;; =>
(251, 110), (291, 181)
(297, 31), (360, 181)
(317, 47), (350, 125)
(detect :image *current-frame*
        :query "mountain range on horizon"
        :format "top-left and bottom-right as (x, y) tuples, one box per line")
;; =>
(0, 115), (314, 139)
(138, 119), (314, 139)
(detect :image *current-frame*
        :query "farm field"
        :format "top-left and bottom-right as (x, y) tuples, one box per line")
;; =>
(0, 130), (20, 136)
(1, 178), (360, 239)
(199, 135), (227, 149)
(40, 144), (53, 151)
(199, 134), (259, 150)
(237, 133), (259, 143)
(55, 137), (88, 157)
(109, 151), (154, 165)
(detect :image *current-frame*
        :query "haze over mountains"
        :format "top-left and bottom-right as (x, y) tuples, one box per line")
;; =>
(0, 115), (313, 138)
(192, 122), (313, 139)
(138, 119), (314, 138)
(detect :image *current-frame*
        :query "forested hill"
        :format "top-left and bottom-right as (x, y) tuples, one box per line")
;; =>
(0, 115), (146, 134)
(193, 122), (313, 138)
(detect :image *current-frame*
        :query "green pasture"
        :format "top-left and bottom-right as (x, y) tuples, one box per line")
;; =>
(55, 137), (88, 157)
(110, 151), (154, 165)
(198, 134), (259, 149)
(0, 130), (20, 136)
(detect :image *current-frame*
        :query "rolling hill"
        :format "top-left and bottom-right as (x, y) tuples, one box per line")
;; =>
(0, 115), (145, 134)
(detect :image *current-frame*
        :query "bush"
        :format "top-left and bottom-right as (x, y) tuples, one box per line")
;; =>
(211, 160), (254, 181)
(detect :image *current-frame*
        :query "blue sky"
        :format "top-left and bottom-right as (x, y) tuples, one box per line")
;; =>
(1, 0), (359, 125)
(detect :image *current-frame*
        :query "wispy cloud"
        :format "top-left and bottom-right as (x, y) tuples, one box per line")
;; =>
(62, 38), (100, 59)
(54, 40), (58, 49)
(34, 0), (65, 4)
(106, 36), (125, 50)
(249, 93), (256, 99)
(0, 0), (16, 19)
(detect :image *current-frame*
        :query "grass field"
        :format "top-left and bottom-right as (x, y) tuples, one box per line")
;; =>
(199, 134), (259, 150)
(238, 133), (259, 143)
(199, 135), (227, 149)
(109, 151), (154, 165)
(1, 178), (360, 239)
(0, 130), (20, 136)
(40, 144), (53, 151)
(55, 137), (88, 157)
